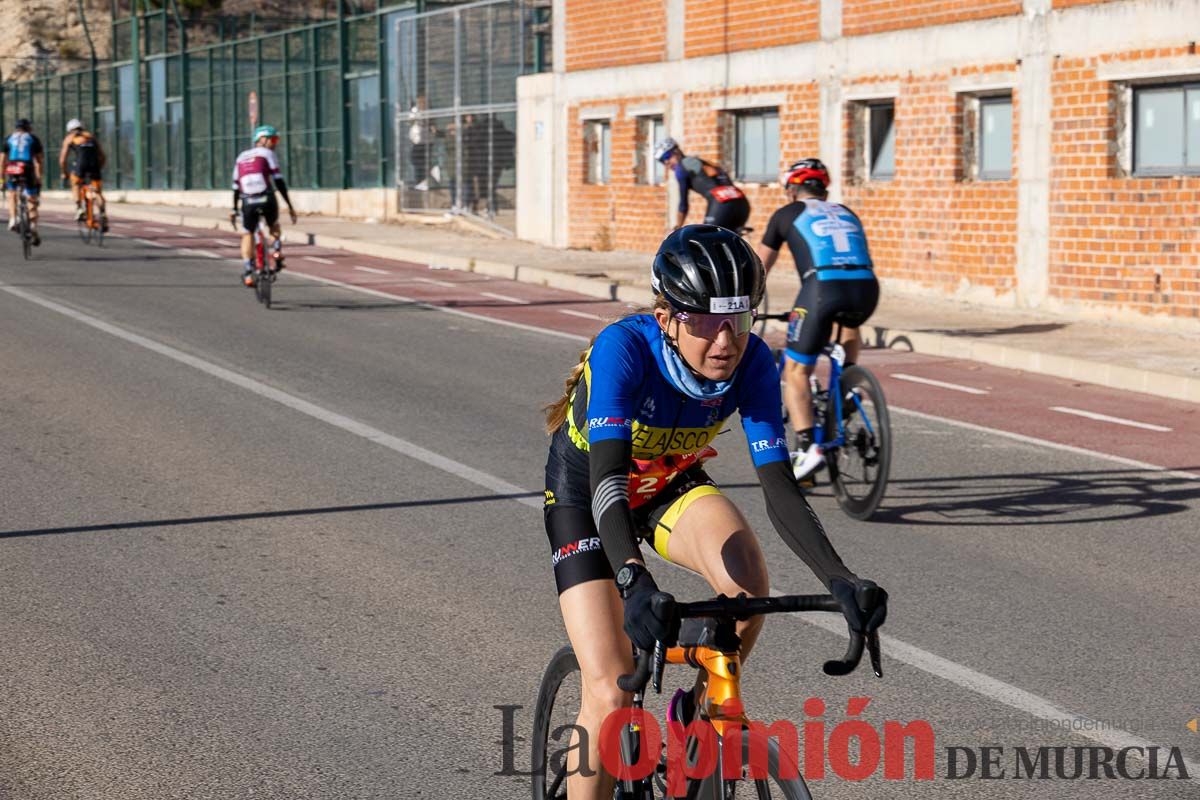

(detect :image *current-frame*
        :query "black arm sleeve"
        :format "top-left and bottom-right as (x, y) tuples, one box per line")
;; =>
(274, 177), (292, 206)
(757, 460), (856, 589)
(589, 438), (643, 573)
(232, 189), (240, 211)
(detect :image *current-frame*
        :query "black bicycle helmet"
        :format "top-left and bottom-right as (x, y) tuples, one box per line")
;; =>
(651, 224), (764, 314)
(14, 118), (31, 131)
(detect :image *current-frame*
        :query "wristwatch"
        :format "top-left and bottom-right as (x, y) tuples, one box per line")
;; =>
(615, 562), (648, 598)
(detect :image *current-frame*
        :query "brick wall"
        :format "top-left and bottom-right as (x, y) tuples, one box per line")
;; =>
(841, 0), (1021, 36)
(1048, 47), (1200, 319)
(565, 0), (666, 72)
(840, 66), (1020, 297)
(566, 85), (821, 255)
(684, 0), (819, 58)
(567, 97), (672, 252)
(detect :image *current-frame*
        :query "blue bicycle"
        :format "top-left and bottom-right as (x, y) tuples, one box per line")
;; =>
(758, 312), (892, 520)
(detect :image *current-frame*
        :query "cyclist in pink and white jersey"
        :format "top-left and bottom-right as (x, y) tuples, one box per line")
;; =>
(231, 125), (297, 286)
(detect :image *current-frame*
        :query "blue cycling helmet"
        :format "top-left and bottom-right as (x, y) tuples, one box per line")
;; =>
(253, 124), (278, 143)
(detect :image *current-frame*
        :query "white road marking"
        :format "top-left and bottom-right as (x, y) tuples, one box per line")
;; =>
(304, 256), (335, 265)
(285, 271), (588, 343)
(134, 238), (169, 249)
(174, 231), (196, 238)
(177, 248), (221, 260)
(892, 406), (1197, 481)
(1049, 405), (1171, 432)
(413, 277), (457, 288)
(145, 226), (167, 233)
(891, 373), (989, 395)
(354, 266), (391, 275)
(559, 309), (606, 320)
(3, 279), (1195, 778)
(480, 291), (529, 304)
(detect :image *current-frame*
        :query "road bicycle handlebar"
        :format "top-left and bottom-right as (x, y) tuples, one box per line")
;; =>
(618, 592), (883, 693)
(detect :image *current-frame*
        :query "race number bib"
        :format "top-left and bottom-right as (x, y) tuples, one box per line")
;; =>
(5, 162), (26, 176)
(627, 446), (718, 509)
(239, 173), (268, 195)
(710, 185), (744, 203)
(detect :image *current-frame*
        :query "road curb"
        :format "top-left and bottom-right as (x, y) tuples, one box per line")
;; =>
(63, 200), (1198, 404)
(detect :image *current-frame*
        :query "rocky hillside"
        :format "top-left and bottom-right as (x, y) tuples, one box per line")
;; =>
(0, 0), (344, 83)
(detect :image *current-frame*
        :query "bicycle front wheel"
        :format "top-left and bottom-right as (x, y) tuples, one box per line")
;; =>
(825, 365), (892, 521)
(686, 730), (811, 800)
(261, 270), (273, 309)
(77, 215), (92, 244)
(531, 646), (581, 800)
(19, 200), (31, 260)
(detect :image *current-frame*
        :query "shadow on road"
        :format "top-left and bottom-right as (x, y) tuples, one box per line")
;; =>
(870, 467), (1200, 526)
(0, 491), (542, 540)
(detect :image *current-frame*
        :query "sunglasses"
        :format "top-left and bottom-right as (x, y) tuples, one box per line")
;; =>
(673, 310), (756, 340)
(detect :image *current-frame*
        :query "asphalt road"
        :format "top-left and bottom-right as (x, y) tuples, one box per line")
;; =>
(0, 221), (1197, 799)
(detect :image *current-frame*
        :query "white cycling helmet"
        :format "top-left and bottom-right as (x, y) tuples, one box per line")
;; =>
(653, 137), (679, 163)
(66, 118), (84, 133)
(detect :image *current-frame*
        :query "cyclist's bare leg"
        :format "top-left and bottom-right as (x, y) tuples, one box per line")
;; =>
(28, 194), (39, 228)
(268, 222), (284, 265)
(558, 579), (631, 800)
(240, 232), (254, 262)
(662, 493), (770, 658)
(783, 359), (817, 434)
(71, 179), (83, 208)
(839, 326), (862, 365)
(6, 190), (16, 223)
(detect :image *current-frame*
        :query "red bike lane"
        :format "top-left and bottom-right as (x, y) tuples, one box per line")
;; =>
(100, 216), (1200, 477)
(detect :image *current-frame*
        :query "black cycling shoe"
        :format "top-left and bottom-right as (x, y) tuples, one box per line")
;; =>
(31, 231), (41, 246)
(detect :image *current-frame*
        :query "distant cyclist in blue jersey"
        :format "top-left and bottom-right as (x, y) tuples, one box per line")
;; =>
(2, 119), (45, 246)
(654, 137), (750, 233)
(542, 224), (887, 799)
(756, 158), (880, 483)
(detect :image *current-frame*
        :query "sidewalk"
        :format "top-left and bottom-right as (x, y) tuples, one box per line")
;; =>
(44, 196), (1200, 404)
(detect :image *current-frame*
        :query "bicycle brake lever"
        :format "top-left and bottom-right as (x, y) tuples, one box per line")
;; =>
(651, 641), (665, 695)
(867, 631), (883, 678)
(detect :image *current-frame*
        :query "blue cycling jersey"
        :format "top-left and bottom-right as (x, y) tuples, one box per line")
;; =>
(5, 131), (41, 163)
(792, 199), (873, 270)
(565, 314), (790, 468)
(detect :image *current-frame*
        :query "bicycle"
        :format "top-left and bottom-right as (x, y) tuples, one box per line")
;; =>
(5, 165), (34, 260)
(233, 210), (278, 309)
(76, 181), (104, 246)
(757, 312), (892, 521)
(532, 591), (883, 799)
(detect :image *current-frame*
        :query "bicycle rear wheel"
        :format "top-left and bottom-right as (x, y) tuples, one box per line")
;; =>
(531, 646), (581, 800)
(19, 199), (31, 260)
(261, 269), (273, 309)
(825, 365), (892, 520)
(77, 214), (92, 244)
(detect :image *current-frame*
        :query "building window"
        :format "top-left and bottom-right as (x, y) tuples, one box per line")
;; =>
(730, 108), (779, 183)
(978, 96), (1013, 180)
(961, 93), (1013, 181)
(868, 102), (896, 180)
(1134, 83), (1200, 175)
(584, 119), (611, 184)
(636, 115), (666, 185)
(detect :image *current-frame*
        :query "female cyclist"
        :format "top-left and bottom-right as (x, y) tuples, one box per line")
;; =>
(542, 224), (888, 798)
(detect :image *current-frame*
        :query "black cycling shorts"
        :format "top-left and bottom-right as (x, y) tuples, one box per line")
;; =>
(785, 272), (880, 366)
(704, 195), (750, 232)
(544, 467), (719, 594)
(240, 193), (279, 233)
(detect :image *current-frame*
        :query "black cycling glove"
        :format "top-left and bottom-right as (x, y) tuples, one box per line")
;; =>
(830, 577), (888, 634)
(621, 570), (679, 652)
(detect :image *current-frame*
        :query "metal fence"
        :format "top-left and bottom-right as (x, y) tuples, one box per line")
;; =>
(0, 0), (542, 222)
(394, 0), (521, 231)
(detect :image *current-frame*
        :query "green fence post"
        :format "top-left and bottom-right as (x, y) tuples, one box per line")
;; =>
(338, 0), (350, 189)
(131, 0), (145, 189)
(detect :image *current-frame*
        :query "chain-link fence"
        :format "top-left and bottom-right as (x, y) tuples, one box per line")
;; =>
(0, 0), (540, 212)
(395, 0), (521, 232)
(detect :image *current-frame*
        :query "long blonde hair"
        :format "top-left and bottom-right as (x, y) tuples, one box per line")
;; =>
(543, 296), (671, 434)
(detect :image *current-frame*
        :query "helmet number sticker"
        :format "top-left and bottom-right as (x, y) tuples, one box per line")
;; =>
(710, 296), (750, 313)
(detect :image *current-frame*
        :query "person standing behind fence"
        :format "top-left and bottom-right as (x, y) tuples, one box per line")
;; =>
(408, 93), (441, 192)
(654, 137), (750, 233)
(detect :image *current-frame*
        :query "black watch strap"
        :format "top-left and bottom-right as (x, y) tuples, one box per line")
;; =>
(615, 562), (648, 598)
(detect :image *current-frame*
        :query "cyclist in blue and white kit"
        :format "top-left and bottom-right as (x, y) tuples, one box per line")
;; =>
(2, 119), (45, 245)
(756, 159), (880, 482)
(542, 224), (888, 799)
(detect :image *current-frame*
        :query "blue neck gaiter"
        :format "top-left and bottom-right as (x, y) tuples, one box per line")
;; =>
(658, 335), (734, 401)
